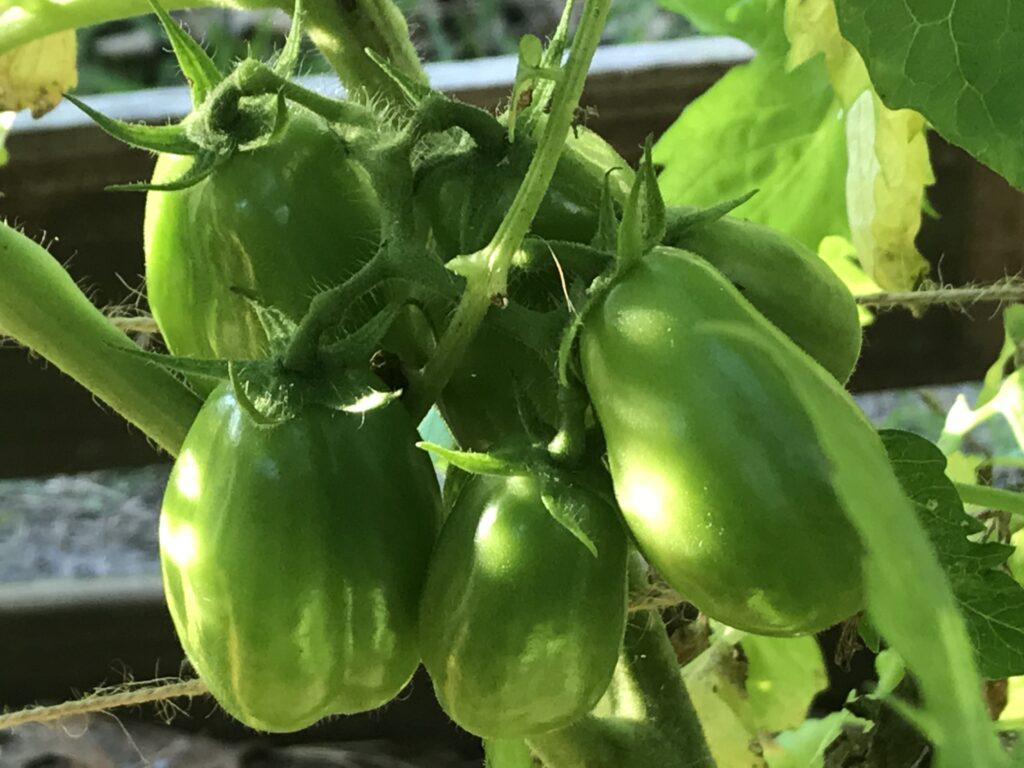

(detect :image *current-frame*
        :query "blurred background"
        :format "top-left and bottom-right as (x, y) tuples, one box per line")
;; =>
(75, 0), (694, 94)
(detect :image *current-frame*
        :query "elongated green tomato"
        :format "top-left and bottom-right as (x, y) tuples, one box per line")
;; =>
(160, 383), (442, 732)
(145, 106), (382, 361)
(580, 246), (864, 636)
(666, 212), (862, 383)
(419, 473), (628, 737)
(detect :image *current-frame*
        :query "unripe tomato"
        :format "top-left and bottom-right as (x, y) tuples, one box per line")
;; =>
(160, 383), (442, 732)
(144, 106), (382, 361)
(580, 246), (864, 636)
(419, 472), (628, 737)
(667, 212), (862, 383)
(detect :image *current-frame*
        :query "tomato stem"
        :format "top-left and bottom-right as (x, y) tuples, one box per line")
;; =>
(234, 61), (379, 134)
(405, 0), (613, 422)
(0, 222), (202, 456)
(955, 482), (1024, 520)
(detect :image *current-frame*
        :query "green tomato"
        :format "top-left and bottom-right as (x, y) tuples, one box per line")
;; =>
(667, 212), (862, 383)
(144, 106), (382, 361)
(419, 472), (628, 737)
(160, 383), (442, 732)
(580, 246), (864, 636)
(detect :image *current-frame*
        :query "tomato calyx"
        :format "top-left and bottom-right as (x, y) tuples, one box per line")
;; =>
(417, 439), (615, 557)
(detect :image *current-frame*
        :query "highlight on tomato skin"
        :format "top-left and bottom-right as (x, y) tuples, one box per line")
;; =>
(580, 247), (865, 637)
(418, 472), (629, 738)
(159, 382), (443, 733)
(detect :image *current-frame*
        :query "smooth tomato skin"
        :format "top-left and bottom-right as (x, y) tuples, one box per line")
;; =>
(667, 212), (862, 383)
(144, 107), (382, 361)
(160, 384), (442, 732)
(419, 473), (628, 738)
(580, 246), (864, 636)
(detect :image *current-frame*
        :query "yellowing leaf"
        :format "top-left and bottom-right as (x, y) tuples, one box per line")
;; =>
(846, 93), (931, 291)
(0, 31), (77, 117)
(745, 634), (828, 733)
(784, 0), (868, 104)
(817, 235), (879, 325)
(785, 0), (931, 291)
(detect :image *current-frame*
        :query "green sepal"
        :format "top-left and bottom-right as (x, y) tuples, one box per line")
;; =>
(539, 478), (599, 557)
(664, 191), (759, 242)
(110, 151), (223, 192)
(273, 0), (305, 79)
(512, 375), (553, 445)
(228, 360), (293, 425)
(416, 442), (523, 476)
(230, 288), (299, 356)
(238, 92), (291, 153)
(65, 95), (200, 155)
(616, 138), (665, 272)
(306, 375), (403, 414)
(113, 345), (230, 381)
(365, 48), (433, 106)
(148, 0), (224, 107)
(591, 169), (621, 252)
(321, 303), (403, 367)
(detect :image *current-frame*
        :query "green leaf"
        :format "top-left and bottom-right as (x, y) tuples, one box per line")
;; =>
(694, 321), (1007, 767)
(616, 139), (665, 271)
(882, 429), (1024, 680)
(835, 0), (1024, 190)
(979, 305), (1024, 407)
(659, 0), (787, 52)
(763, 710), (864, 768)
(653, 52), (849, 255)
(682, 638), (769, 768)
(148, 0), (223, 107)
(744, 634), (827, 733)
(539, 483), (599, 557)
(415, 442), (521, 476)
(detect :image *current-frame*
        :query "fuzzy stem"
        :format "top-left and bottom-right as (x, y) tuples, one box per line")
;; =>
(301, 0), (426, 106)
(955, 482), (1024, 520)
(0, 223), (201, 456)
(405, 0), (612, 422)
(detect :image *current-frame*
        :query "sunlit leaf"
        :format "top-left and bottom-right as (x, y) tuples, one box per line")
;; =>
(0, 31), (76, 117)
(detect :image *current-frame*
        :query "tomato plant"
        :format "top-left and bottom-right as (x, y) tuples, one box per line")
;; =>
(4, 0), (1024, 766)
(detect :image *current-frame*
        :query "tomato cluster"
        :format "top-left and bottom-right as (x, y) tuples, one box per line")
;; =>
(88, 47), (868, 737)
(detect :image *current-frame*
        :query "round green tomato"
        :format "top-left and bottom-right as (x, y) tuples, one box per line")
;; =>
(419, 472), (628, 737)
(667, 212), (862, 383)
(160, 383), (442, 732)
(144, 106), (382, 361)
(581, 246), (864, 636)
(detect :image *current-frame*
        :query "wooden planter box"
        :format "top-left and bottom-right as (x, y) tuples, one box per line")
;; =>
(1, 36), (1022, 478)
